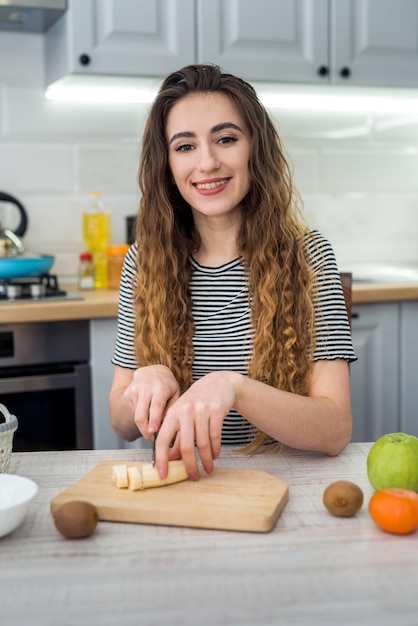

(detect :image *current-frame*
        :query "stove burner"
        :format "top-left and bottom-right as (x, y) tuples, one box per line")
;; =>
(0, 273), (68, 301)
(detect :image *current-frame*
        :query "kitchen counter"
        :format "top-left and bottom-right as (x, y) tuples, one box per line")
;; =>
(352, 282), (418, 304)
(1, 282), (418, 324)
(0, 285), (119, 323)
(2, 444), (417, 625)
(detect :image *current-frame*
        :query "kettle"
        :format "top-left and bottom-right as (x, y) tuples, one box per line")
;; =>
(0, 192), (28, 257)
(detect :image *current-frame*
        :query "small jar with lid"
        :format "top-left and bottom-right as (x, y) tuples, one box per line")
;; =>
(78, 251), (95, 290)
(107, 244), (129, 289)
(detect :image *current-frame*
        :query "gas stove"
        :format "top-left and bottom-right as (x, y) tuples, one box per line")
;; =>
(0, 274), (81, 303)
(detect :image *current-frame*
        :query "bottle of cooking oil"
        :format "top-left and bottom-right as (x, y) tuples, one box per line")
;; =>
(82, 191), (110, 289)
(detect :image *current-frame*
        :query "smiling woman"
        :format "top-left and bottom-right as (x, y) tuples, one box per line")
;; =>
(108, 63), (356, 480)
(166, 91), (251, 239)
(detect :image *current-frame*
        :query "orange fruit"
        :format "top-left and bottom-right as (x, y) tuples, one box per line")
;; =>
(368, 488), (418, 535)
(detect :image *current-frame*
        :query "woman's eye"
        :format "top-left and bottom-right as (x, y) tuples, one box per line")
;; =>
(175, 143), (194, 152)
(218, 135), (238, 145)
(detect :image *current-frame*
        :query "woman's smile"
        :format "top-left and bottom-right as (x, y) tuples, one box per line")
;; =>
(193, 177), (231, 194)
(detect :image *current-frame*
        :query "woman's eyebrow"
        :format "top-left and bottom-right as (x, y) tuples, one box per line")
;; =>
(169, 122), (243, 145)
(169, 131), (195, 145)
(211, 122), (243, 134)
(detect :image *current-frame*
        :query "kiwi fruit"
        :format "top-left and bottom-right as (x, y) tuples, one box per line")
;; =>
(323, 480), (364, 517)
(54, 501), (99, 538)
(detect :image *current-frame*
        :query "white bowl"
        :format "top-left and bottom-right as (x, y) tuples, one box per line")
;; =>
(0, 474), (38, 538)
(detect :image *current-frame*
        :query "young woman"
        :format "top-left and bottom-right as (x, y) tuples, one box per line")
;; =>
(109, 64), (356, 480)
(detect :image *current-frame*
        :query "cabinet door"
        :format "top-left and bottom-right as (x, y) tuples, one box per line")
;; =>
(89, 318), (153, 451)
(197, 0), (328, 83)
(399, 302), (418, 437)
(350, 303), (399, 442)
(46, 0), (195, 83)
(332, 0), (418, 86)
(89, 318), (121, 449)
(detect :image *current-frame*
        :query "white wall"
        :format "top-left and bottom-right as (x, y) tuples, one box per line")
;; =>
(1, 31), (418, 279)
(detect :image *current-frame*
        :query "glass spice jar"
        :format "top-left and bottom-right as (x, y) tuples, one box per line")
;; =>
(107, 244), (129, 289)
(78, 251), (95, 290)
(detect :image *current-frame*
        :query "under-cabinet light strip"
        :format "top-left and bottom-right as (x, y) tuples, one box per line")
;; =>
(45, 79), (418, 114)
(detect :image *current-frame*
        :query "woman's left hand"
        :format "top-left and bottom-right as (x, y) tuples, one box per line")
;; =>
(154, 370), (243, 480)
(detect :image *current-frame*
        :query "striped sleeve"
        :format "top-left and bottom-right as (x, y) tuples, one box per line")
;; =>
(111, 243), (138, 369)
(305, 231), (357, 362)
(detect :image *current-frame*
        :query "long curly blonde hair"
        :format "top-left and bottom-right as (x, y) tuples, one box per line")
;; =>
(134, 64), (316, 450)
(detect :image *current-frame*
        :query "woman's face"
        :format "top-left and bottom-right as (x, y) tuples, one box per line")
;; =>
(166, 92), (251, 223)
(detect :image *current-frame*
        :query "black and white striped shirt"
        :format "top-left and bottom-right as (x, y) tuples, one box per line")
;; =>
(112, 230), (356, 445)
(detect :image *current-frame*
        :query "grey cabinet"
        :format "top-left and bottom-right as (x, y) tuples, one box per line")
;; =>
(332, 0), (418, 87)
(46, 0), (418, 89)
(350, 303), (399, 442)
(351, 301), (418, 442)
(400, 302), (418, 437)
(89, 318), (151, 451)
(197, 0), (418, 86)
(197, 0), (328, 84)
(89, 318), (121, 449)
(45, 0), (195, 86)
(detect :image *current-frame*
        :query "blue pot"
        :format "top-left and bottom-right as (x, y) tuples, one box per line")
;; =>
(0, 254), (55, 279)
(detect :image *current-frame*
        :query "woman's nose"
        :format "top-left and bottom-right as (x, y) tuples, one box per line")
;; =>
(197, 145), (220, 172)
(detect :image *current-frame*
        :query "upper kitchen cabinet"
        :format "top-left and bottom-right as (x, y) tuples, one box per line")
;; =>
(197, 0), (328, 84)
(197, 0), (418, 87)
(45, 0), (418, 88)
(45, 0), (195, 86)
(332, 0), (418, 87)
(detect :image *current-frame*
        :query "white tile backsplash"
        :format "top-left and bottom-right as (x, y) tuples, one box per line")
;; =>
(0, 142), (73, 192)
(302, 193), (418, 267)
(286, 147), (319, 193)
(75, 143), (140, 194)
(319, 147), (418, 192)
(1, 32), (418, 280)
(0, 85), (5, 134)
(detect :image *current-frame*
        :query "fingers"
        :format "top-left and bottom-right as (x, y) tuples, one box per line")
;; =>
(155, 409), (218, 480)
(209, 419), (222, 460)
(123, 386), (154, 440)
(124, 387), (165, 441)
(195, 414), (214, 475)
(175, 419), (200, 481)
(123, 365), (180, 440)
(147, 395), (168, 435)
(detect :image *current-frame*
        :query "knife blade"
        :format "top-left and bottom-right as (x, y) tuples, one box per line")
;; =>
(152, 433), (156, 467)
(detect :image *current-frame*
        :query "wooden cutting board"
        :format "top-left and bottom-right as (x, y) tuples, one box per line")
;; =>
(50, 461), (289, 533)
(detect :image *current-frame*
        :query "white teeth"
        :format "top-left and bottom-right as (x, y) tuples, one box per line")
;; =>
(195, 179), (228, 190)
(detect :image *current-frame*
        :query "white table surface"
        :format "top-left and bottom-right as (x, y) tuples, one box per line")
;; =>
(1, 443), (417, 626)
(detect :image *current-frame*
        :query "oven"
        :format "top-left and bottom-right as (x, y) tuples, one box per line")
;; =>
(0, 320), (93, 451)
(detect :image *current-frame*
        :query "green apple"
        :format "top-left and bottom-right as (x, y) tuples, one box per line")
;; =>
(367, 432), (418, 491)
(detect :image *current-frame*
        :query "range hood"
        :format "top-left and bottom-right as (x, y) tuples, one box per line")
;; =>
(0, 0), (66, 33)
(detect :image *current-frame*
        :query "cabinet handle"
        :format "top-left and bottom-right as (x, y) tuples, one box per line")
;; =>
(352, 312), (359, 320)
(79, 54), (91, 66)
(317, 65), (329, 77)
(340, 67), (351, 79)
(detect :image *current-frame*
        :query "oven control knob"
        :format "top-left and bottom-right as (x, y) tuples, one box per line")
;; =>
(6, 284), (22, 300)
(30, 283), (45, 299)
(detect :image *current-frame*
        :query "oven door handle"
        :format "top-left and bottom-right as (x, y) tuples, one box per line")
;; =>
(0, 371), (82, 393)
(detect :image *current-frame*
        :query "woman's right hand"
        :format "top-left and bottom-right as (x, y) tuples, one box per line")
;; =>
(123, 365), (180, 440)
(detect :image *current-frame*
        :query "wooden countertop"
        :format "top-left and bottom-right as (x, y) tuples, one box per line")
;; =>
(352, 282), (418, 304)
(3, 444), (417, 625)
(1, 282), (418, 324)
(0, 285), (119, 323)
